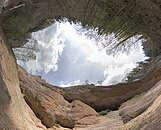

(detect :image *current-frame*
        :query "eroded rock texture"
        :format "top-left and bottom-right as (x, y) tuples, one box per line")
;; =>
(18, 64), (161, 130)
(63, 72), (161, 111)
(0, 25), (25, 129)
(1, 27), (161, 129)
(1, 0), (161, 130)
(18, 66), (125, 130)
(18, 63), (161, 130)
(0, 21), (54, 130)
(119, 79), (161, 123)
(18, 66), (98, 129)
(119, 81), (161, 130)
(1, 0), (161, 56)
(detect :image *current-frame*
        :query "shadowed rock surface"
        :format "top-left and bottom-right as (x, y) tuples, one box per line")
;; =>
(2, 0), (161, 56)
(119, 85), (161, 130)
(74, 111), (124, 130)
(18, 62), (161, 130)
(0, 21), (49, 130)
(1, 0), (161, 130)
(18, 66), (125, 130)
(18, 66), (98, 129)
(62, 62), (161, 111)
(119, 79), (161, 123)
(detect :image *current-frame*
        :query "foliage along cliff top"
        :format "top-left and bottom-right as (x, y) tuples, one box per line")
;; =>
(1, 0), (161, 56)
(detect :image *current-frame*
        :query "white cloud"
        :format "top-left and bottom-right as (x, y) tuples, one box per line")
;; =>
(17, 20), (147, 87)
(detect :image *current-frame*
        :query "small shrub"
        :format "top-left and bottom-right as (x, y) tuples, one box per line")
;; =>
(98, 109), (112, 116)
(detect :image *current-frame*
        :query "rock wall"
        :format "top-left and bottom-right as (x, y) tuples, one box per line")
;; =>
(0, 21), (56, 130)
(0, 25), (26, 129)
(0, 2), (29, 129)
(63, 76), (161, 111)
(17, 61), (161, 130)
(119, 79), (161, 123)
(119, 80), (161, 130)
(1, 0), (161, 52)
(63, 55), (161, 111)
(18, 66), (98, 129)
(0, 0), (5, 13)
(1, 23), (161, 129)
(1, 0), (161, 130)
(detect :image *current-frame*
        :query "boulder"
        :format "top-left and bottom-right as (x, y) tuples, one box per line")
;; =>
(18, 66), (98, 128)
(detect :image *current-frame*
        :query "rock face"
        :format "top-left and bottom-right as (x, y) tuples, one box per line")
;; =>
(119, 80), (161, 123)
(2, 0), (161, 52)
(128, 55), (161, 82)
(62, 78), (161, 111)
(0, 25), (26, 129)
(0, 20), (55, 130)
(63, 55), (161, 112)
(74, 111), (124, 130)
(119, 81), (161, 130)
(0, 4), (48, 128)
(0, 0), (5, 13)
(1, 24), (161, 129)
(18, 63), (161, 130)
(17, 65), (126, 130)
(1, 0), (161, 130)
(18, 66), (98, 129)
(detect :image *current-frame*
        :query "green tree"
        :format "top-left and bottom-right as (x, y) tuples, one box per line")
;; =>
(13, 38), (39, 62)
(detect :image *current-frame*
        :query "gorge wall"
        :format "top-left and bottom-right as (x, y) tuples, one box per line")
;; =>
(0, 24), (25, 129)
(1, 0), (161, 55)
(0, 19), (48, 130)
(1, 0), (161, 130)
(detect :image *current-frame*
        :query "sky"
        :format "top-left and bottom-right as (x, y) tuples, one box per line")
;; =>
(17, 20), (147, 87)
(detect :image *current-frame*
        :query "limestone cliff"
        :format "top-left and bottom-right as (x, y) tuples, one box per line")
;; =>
(18, 60), (161, 130)
(0, 23), (161, 129)
(18, 66), (98, 129)
(0, 24), (36, 130)
(2, 0), (161, 54)
(1, 0), (161, 130)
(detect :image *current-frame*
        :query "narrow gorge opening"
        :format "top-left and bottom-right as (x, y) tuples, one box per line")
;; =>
(13, 19), (148, 87)
(1, 0), (161, 129)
